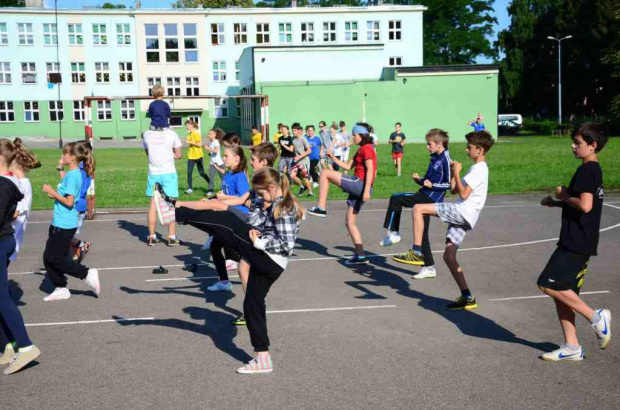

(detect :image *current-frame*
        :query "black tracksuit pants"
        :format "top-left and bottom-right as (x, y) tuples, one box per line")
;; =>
(43, 226), (89, 288)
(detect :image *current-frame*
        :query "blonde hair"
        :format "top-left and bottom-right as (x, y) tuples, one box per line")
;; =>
(152, 85), (165, 98)
(251, 167), (304, 220)
(425, 128), (450, 149)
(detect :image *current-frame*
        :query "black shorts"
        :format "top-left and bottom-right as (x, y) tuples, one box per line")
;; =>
(537, 247), (590, 293)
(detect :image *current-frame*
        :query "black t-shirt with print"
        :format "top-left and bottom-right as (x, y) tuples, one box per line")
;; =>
(389, 132), (406, 153)
(279, 135), (295, 158)
(0, 176), (24, 239)
(559, 161), (604, 256)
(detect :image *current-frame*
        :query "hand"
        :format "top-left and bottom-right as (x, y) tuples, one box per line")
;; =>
(249, 229), (261, 243)
(363, 191), (371, 202)
(57, 158), (64, 168)
(423, 180), (432, 189)
(412, 173), (420, 182)
(327, 146), (334, 158)
(294, 156), (300, 162)
(42, 184), (55, 197)
(541, 196), (554, 207)
(554, 186), (569, 201)
(216, 191), (225, 200)
(450, 161), (462, 175)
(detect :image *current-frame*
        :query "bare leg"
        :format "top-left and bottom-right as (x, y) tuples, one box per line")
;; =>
(539, 287), (596, 322)
(397, 157), (402, 176)
(148, 197), (157, 237)
(317, 169), (343, 209)
(167, 221), (176, 238)
(413, 203), (438, 246)
(345, 207), (363, 249)
(553, 298), (580, 346)
(444, 243), (468, 291)
(290, 169), (302, 187)
(303, 177), (313, 195)
(238, 260), (250, 293)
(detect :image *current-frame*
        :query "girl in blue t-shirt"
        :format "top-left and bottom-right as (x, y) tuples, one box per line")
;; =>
(41, 142), (100, 302)
(70, 141), (95, 262)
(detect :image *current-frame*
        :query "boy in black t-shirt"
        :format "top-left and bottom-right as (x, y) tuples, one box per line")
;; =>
(537, 123), (610, 361)
(277, 125), (296, 175)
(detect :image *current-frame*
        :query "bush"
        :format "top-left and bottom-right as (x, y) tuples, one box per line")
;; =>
(522, 119), (559, 135)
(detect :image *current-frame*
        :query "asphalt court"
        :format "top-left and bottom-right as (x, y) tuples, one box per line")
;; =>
(3, 195), (620, 409)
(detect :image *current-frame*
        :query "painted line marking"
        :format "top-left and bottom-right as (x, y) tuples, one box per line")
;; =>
(267, 305), (396, 314)
(26, 317), (155, 327)
(10, 262), (212, 276)
(489, 291), (610, 302)
(604, 203), (620, 210)
(145, 275), (239, 282)
(28, 218), (144, 225)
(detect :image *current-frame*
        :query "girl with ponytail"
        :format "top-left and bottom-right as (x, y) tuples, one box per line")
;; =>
(70, 141), (96, 262)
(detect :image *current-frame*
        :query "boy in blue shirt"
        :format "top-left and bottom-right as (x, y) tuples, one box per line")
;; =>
(468, 112), (485, 132)
(147, 85), (170, 131)
(305, 124), (323, 187)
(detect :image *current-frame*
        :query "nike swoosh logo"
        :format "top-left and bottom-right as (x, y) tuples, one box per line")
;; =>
(602, 318), (609, 336)
(548, 279), (555, 282)
(558, 352), (580, 359)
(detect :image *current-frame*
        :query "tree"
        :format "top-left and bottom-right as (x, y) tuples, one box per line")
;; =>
(175, 0), (254, 7)
(0, 0), (25, 6)
(603, 3), (620, 123)
(100, 2), (127, 7)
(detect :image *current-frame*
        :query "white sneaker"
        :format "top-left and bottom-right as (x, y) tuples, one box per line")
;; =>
(201, 237), (213, 250)
(184, 189), (193, 195)
(379, 232), (401, 247)
(412, 265), (437, 280)
(541, 344), (584, 361)
(226, 260), (238, 271)
(312, 182), (319, 189)
(207, 281), (233, 292)
(43, 287), (71, 302)
(84, 268), (101, 296)
(592, 309), (611, 349)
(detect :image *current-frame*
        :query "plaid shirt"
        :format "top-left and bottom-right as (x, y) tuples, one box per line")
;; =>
(248, 197), (300, 257)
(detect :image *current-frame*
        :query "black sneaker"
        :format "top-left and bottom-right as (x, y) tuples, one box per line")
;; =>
(344, 255), (370, 265)
(446, 296), (478, 310)
(154, 182), (176, 206)
(147, 235), (160, 246)
(298, 186), (307, 196)
(307, 206), (327, 217)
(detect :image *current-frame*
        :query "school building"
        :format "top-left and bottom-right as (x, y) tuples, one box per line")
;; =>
(0, 3), (498, 143)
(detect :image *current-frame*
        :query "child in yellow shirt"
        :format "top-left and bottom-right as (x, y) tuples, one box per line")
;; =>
(251, 125), (263, 146)
(185, 120), (210, 195)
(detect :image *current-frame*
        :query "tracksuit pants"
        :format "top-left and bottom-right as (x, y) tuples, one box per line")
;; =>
(43, 226), (89, 288)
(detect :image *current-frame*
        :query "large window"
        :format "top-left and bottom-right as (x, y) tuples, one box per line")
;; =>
(95, 62), (110, 83)
(145, 24), (159, 63)
(119, 62), (133, 83)
(164, 24), (179, 63)
(147, 77), (162, 96)
(21, 62), (36, 84)
(73, 100), (85, 121)
(0, 62), (11, 84)
(0, 23), (8, 45)
(92, 24), (108, 45)
(116, 23), (131, 45)
(23, 101), (39, 122)
(211, 23), (224, 45)
(166, 77), (181, 96)
(388, 20), (402, 41)
(0, 101), (14, 122)
(234, 23), (247, 44)
(183, 23), (198, 62)
(186, 77), (199, 96)
(212, 61), (226, 82)
(46, 62), (61, 84)
(71, 62), (86, 84)
(301, 22), (314, 43)
(214, 98), (228, 118)
(121, 100), (135, 120)
(323, 22), (336, 43)
(367, 21), (380, 41)
(68, 24), (83, 45)
(49, 101), (64, 122)
(256, 23), (270, 44)
(279, 23), (292, 44)
(345, 21), (358, 42)
(97, 100), (112, 121)
(388, 56), (402, 67)
(18, 23), (34, 45)
(43, 23), (58, 45)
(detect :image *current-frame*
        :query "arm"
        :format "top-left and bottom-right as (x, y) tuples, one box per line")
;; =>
(280, 140), (295, 153)
(220, 191), (251, 207)
(424, 157), (451, 192)
(363, 158), (374, 201)
(555, 187), (594, 213)
(450, 162), (472, 200)
(328, 151), (354, 171)
(173, 147), (182, 159)
(43, 185), (75, 208)
(294, 143), (312, 162)
(253, 212), (298, 255)
(213, 163), (226, 175)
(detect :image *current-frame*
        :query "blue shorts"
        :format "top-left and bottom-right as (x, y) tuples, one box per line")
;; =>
(341, 175), (373, 214)
(146, 173), (179, 198)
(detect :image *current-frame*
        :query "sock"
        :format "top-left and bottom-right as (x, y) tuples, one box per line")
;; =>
(389, 230), (399, 237)
(590, 311), (602, 325)
(411, 245), (422, 255)
(461, 289), (473, 300)
(354, 244), (365, 256)
(564, 343), (579, 352)
(318, 206), (326, 211)
(19, 345), (33, 353)
(168, 235), (177, 240)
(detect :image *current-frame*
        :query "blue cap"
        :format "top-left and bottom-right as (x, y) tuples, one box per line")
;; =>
(351, 125), (369, 135)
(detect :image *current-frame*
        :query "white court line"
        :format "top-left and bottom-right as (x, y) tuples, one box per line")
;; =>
(10, 262), (212, 276)
(28, 218), (144, 225)
(267, 305), (396, 314)
(145, 275), (239, 282)
(604, 203), (620, 211)
(26, 317), (155, 327)
(489, 291), (610, 302)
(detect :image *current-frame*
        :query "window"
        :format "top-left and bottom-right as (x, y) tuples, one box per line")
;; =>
(166, 77), (181, 96)
(71, 62), (86, 83)
(235, 61), (240, 81)
(43, 23), (58, 45)
(183, 24), (198, 62)
(256, 23), (270, 44)
(0, 23), (8, 45)
(188, 115), (200, 129)
(147, 77), (162, 96)
(24, 101), (39, 122)
(234, 23), (247, 44)
(68, 24), (83, 45)
(145, 24), (159, 63)
(388, 20), (401, 41)
(0, 62), (11, 84)
(95, 62), (110, 83)
(236, 98), (242, 118)
(323, 22), (336, 43)
(388, 57), (402, 67)
(164, 24), (179, 63)
(21, 62), (36, 84)
(301, 22), (314, 43)
(212, 61), (226, 82)
(367, 21), (380, 41)
(46, 62), (61, 84)
(170, 116), (183, 127)
(18, 23), (34, 45)
(116, 23), (131, 45)
(345, 21), (358, 42)
(186, 77), (199, 96)
(49, 101), (64, 122)
(73, 100), (85, 121)
(214, 98), (228, 118)
(0, 101), (14, 122)
(92, 24), (107, 45)
(211, 23), (224, 45)
(97, 100), (112, 121)
(121, 99), (135, 120)
(119, 62), (133, 83)
(279, 23), (292, 44)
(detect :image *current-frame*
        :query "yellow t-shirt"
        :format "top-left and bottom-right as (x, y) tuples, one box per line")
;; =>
(187, 130), (203, 160)
(273, 132), (283, 145)
(251, 132), (262, 146)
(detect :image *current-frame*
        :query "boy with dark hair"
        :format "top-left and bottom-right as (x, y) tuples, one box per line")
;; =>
(250, 125), (263, 146)
(384, 129), (451, 279)
(277, 125), (295, 174)
(394, 131), (494, 310)
(388, 122), (406, 177)
(537, 122), (610, 361)
(289, 123), (314, 196)
(305, 125), (323, 188)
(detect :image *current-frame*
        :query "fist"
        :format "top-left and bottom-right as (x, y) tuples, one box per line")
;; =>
(554, 186), (569, 201)
(412, 173), (420, 182)
(541, 196), (554, 207)
(249, 229), (261, 243)
(423, 180), (433, 189)
(450, 161), (462, 174)
(216, 191), (225, 200)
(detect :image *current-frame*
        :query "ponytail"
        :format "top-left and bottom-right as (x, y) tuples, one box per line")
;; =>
(63, 141), (96, 177)
(12, 138), (40, 172)
(0, 138), (17, 166)
(251, 167), (304, 220)
(226, 146), (247, 174)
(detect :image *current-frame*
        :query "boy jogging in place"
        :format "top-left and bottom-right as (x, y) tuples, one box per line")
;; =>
(394, 131), (494, 310)
(388, 122), (406, 177)
(537, 123), (610, 361)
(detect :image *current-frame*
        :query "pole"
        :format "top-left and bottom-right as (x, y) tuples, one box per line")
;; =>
(558, 40), (562, 125)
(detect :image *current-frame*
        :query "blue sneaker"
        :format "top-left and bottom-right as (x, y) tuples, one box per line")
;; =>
(541, 344), (584, 362)
(344, 255), (370, 265)
(592, 309), (611, 349)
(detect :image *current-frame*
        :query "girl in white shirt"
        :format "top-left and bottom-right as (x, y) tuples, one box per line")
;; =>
(329, 125), (344, 172)
(203, 128), (225, 197)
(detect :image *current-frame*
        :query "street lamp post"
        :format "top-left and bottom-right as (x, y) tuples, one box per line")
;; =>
(547, 35), (572, 124)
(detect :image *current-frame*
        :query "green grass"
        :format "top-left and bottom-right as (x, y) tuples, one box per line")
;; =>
(27, 136), (619, 210)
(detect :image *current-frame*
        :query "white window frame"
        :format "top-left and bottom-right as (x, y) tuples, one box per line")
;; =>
(68, 24), (83, 46)
(0, 23), (8, 45)
(145, 24), (160, 63)
(256, 23), (270, 44)
(23, 101), (39, 122)
(21, 62), (36, 84)
(183, 23), (198, 63)
(279, 23), (292, 44)
(214, 98), (228, 118)
(116, 23), (131, 45)
(147, 77), (162, 96)
(301, 22), (315, 43)
(71, 62), (86, 84)
(212, 61), (226, 83)
(46, 62), (61, 84)
(388, 20), (402, 41)
(166, 77), (181, 96)
(185, 77), (199, 96)
(0, 62), (11, 84)
(18, 23), (34, 45)
(388, 56), (402, 67)
(49, 101), (64, 122)
(234, 23), (248, 45)
(323, 22), (336, 43)
(92, 24), (108, 45)
(188, 115), (200, 129)
(345, 21), (358, 42)
(164, 23), (179, 63)
(96, 100), (112, 121)
(211, 23), (225, 45)
(43, 23), (58, 45)
(367, 21), (380, 41)
(0, 101), (15, 123)
(73, 100), (86, 121)
(95, 62), (110, 83)
(120, 99), (136, 121)
(119, 62), (133, 83)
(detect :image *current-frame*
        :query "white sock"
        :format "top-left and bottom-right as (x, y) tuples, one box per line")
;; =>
(19, 345), (33, 353)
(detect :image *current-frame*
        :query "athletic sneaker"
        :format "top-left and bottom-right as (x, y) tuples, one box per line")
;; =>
(232, 315), (246, 326)
(345, 255), (370, 265)
(592, 309), (611, 349)
(205, 191), (215, 199)
(207, 281), (233, 292)
(541, 344), (584, 362)
(3, 345), (41, 375)
(392, 250), (425, 266)
(0, 343), (16, 366)
(298, 186), (307, 196)
(312, 182), (319, 189)
(307, 206), (327, 217)
(446, 296), (478, 310)
(147, 235), (160, 246)
(184, 188), (193, 195)
(412, 265), (437, 280)
(226, 260), (238, 271)
(43, 287), (71, 302)
(166, 237), (181, 247)
(379, 231), (401, 247)
(84, 268), (101, 297)
(154, 183), (176, 226)
(201, 237), (213, 250)
(237, 355), (273, 374)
